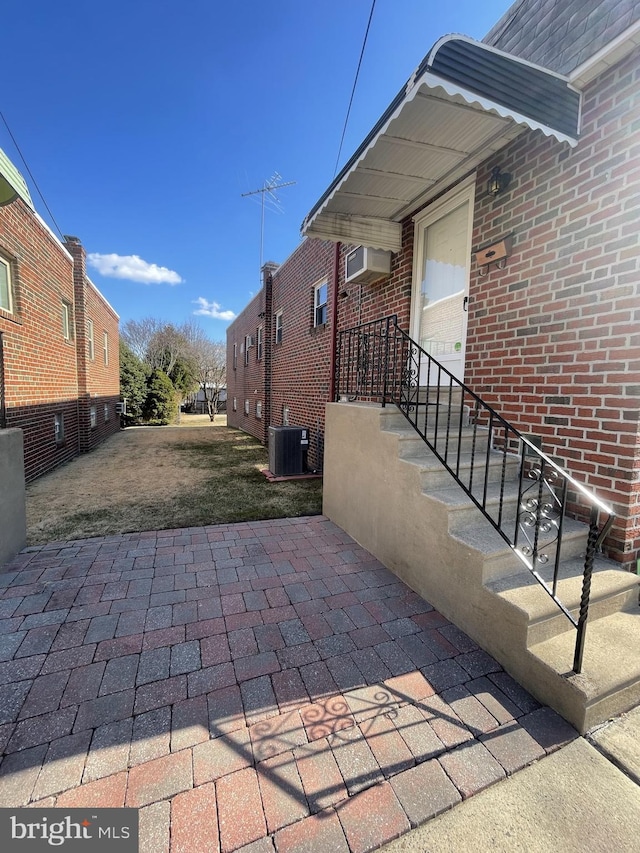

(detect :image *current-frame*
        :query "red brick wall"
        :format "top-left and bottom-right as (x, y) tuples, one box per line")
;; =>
(227, 241), (337, 470)
(0, 200), (119, 481)
(227, 288), (268, 444)
(463, 47), (640, 565)
(269, 239), (336, 471)
(65, 238), (120, 453)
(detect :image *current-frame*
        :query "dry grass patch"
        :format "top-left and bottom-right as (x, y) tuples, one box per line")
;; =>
(26, 418), (323, 544)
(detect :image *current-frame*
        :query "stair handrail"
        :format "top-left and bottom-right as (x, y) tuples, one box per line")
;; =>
(335, 315), (616, 673)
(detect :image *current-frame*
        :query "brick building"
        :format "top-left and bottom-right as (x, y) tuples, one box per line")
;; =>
(229, 0), (640, 567)
(0, 150), (120, 482)
(227, 240), (336, 472)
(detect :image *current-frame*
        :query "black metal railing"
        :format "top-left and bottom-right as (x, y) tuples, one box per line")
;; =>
(335, 315), (616, 673)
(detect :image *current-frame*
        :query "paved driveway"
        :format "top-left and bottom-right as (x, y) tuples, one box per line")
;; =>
(0, 516), (576, 852)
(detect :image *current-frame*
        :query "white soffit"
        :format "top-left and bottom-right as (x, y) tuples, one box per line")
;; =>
(302, 37), (581, 253)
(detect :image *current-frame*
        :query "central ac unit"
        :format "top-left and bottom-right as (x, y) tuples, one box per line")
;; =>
(345, 246), (391, 285)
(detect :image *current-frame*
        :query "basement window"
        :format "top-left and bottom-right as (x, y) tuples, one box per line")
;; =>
(90, 405), (97, 429)
(54, 413), (64, 444)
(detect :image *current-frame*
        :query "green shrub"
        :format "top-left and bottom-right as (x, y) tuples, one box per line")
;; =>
(143, 369), (175, 424)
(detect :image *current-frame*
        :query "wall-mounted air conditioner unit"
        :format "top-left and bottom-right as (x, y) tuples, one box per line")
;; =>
(345, 246), (391, 285)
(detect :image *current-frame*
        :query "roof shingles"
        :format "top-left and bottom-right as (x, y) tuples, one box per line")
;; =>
(484, 0), (640, 74)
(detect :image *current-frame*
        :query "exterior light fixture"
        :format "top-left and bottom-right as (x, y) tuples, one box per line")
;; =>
(487, 166), (511, 197)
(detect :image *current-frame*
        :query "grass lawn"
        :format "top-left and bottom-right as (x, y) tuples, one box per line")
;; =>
(25, 422), (323, 544)
(169, 431), (323, 526)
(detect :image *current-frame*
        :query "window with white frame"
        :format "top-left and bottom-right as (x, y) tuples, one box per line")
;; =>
(87, 319), (95, 360)
(257, 325), (263, 360)
(103, 331), (109, 365)
(314, 280), (328, 327)
(256, 401), (262, 419)
(233, 343), (237, 370)
(0, 256), (13, 314)
(244, 400), (250, 415)
(275, 310), (283, 344)
(233, 397), (237, 411)
(104, 403), (110, 422)
(245, 334), (253, 365)
(62, 301), (72, 340)
(282, 405), (290, 426)
(90, 405), (97, 428)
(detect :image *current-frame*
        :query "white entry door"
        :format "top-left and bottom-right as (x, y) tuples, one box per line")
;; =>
(411, 178), (474, 384)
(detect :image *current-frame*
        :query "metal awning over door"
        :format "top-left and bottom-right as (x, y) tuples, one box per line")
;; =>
(301, 35), (581, 253)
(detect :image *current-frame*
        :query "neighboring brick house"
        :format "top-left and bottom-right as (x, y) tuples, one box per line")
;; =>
(0, 150), (120, 482)
(227, 240), (336, 472)
(228, 0), (639, 564)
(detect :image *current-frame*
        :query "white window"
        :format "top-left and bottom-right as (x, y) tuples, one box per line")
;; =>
(245, 334), (253, 365)
(54, 413), (64, 444)
(314, 280), (328, 326)
(233, 397), (237, 412)
(62, 301), (72, 340)
(0, 256), (13, 314)
(275, 310), (283, 344)
(104, 403), (110, 422)
(87, 319), (95, 360)
(256, 401), (262, 419)
(244, 400), (250, 415)
(257, 325), (263, 360)
(282, 405), (290, 426)
(90, 405), (97, 428)
(103, 331), (109, 365)
(233, 343), (237, 370)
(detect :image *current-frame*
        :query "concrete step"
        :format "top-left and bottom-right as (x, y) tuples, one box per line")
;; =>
(486, 557), (640, 644)
(381, 405), (470, 433)
(528, 609), (640, 731)
(451, 514), (596, 581)
(400, 447), (520, 490)
(383, 425), (492, 459)
(423, 479), (522, 532)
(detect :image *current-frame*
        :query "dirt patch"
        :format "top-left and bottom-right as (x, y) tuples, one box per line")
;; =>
(25, 415), (323, 545)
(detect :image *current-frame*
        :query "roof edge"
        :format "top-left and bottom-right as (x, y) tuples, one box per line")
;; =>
(569, 19), (640, 89)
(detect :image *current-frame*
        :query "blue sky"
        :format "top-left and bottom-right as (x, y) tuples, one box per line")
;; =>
(2, 0), (512, 341)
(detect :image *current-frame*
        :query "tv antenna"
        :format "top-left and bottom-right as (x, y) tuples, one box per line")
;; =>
(242, 172), (296, 273)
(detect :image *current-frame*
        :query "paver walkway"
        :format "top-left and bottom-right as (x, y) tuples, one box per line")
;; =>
(0, 516), (577, 852)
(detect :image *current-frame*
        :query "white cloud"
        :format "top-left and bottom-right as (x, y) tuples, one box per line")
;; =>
(192, 297), (236, 322)
(87, 253), (183, 285)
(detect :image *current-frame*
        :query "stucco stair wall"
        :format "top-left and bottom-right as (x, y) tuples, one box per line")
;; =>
(323, 401), (640, 733)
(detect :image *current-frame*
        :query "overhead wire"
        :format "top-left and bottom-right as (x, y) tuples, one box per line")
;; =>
(333, 0), (377, 178)
(0, 110), (66, 242)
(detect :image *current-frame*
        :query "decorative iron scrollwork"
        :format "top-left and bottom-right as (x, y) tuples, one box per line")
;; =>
(518, 463), (562, 565)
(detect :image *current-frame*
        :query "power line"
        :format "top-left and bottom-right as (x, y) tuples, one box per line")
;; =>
(0, 110), (66, 242)
(333, 0), (377, 178)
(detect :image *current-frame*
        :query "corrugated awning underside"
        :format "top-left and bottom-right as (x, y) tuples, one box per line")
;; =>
(302, 36), (581, 252)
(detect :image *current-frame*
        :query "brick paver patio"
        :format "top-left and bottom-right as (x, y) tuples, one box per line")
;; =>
(0, 516), (577, 852)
